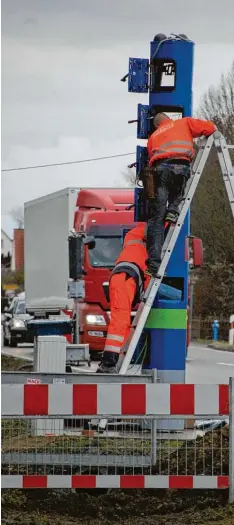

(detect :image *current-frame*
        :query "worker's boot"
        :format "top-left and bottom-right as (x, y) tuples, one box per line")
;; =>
(165, 210), (179, 223)
(96, 352), (119, 374)
(145, 265), (160, 278)
(96, 362), (118, 374)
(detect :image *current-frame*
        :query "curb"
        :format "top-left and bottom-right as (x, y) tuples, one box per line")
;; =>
(207, 344), (234, 352)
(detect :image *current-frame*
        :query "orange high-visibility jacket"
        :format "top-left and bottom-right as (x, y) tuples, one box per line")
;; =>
(111, 223), (149, 300)
(148, 117), (216, 167)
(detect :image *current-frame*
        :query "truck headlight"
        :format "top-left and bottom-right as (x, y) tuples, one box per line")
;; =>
(11, 319), (25, 328)
(85, 314), (106, 326)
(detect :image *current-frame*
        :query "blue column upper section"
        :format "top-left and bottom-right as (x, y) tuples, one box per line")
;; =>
(149, 39), (194, 117)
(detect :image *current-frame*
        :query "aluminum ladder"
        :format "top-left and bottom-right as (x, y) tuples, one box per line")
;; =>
(97, 131), (234, 430)
(118, 131), (234, 375)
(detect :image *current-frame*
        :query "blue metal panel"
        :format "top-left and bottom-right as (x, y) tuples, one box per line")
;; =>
(128, 58), (149, 93)
(154, 213), (190, 311)
(146, 328), (187, 370)
(134, 187), (145, 222)
(136, 145), (148, 176)
(137, 104), (150, 139)
(166, 212), (190, 278)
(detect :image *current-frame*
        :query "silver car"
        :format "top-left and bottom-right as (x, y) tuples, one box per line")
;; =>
(3, 293), (33, 347)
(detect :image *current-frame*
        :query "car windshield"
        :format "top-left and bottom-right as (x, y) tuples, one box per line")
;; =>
(15, 301), (25, 314)
(88, 237), (122, 268)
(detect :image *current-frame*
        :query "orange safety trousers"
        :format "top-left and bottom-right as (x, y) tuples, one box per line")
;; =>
(104, 273), (136, 355)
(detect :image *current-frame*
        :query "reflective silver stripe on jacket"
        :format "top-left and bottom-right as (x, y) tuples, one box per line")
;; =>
(107, 334), (124, 342)
(151, 140), (194, 160)
(152, 147), (193, 156)
(104, 344), (121, 353)
(114, 261), (143, 291)
(124, 239), (146, 247)
(160, 140), (193, 148)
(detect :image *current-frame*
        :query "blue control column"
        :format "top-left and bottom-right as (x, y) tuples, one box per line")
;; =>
(125, 35), (194, 410)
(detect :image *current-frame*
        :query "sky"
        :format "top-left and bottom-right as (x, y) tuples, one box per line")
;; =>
(1, 0), (234, 235)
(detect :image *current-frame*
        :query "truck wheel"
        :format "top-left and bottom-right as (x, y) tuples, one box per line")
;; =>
(3, 331), (9, 347)
(9, 334), (17, 347)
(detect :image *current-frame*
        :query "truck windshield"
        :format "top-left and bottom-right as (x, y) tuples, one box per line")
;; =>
(88, 237), (122, 268)
(15, 301), (25, 314)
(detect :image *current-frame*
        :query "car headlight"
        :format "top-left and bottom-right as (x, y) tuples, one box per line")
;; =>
(11, 319), (25, 328)
(85, 314), (106, 326)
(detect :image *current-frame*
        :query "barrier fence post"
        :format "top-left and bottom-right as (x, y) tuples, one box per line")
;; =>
(229, 315), (234, 345)
(151, 368), (157, 465)
(229, 377), (234, 503)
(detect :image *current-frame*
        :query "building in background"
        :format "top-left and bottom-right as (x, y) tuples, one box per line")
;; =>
(1, 229), (13, 269)
(1, 229), (13, 257)
(11, 229), (24, 271)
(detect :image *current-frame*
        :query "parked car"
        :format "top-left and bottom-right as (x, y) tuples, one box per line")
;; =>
(3, 293), (34, 347)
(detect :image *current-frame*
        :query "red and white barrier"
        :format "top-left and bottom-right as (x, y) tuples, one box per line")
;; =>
(229, 314), (234, 345)
(2, 383), (229, 416)
(1, 474), (229, 490)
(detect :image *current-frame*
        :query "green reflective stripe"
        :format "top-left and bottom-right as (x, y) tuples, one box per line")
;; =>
(145, 309), (187, 329)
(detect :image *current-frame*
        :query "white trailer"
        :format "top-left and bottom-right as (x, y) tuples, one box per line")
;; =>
(24, 187), (79, 315)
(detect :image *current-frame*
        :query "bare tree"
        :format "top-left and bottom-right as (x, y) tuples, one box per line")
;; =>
(198, 60), (234, 143)
(10, 206), (24, 228)
(122, 166), (136, 187)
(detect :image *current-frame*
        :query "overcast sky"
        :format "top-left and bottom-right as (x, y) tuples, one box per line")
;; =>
(2, 0), (234, 234)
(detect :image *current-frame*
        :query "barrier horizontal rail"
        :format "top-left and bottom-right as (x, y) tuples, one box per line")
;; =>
(2, 474), (229, 490)
(1, 371), (154, 385)
(2, 383), (229, 417)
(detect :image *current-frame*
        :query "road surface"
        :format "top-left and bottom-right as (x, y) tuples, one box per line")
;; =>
(187, 344), (234, 383)
(2, 341), (234, 383)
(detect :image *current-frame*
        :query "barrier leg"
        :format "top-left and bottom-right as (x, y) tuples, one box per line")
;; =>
(151, 368), (157, 465)
(229, 315), (234, 345)
(229, 377), (234, 503)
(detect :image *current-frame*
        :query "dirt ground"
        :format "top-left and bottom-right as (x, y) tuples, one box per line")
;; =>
(2, 355), (234, 525)
(2, 488), (234, 525)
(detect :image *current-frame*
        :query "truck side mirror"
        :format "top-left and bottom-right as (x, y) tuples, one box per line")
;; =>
(68, 236), (83, 279)
(83, 236), (96, 249)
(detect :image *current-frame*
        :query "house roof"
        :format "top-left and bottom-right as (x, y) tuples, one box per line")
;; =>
(1, 229), (13, 242)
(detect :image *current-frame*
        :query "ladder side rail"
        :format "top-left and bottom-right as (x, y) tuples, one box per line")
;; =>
(215, 136), (234, 218)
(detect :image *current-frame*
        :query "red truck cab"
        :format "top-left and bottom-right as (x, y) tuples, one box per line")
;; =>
(73, 189), (135, 356)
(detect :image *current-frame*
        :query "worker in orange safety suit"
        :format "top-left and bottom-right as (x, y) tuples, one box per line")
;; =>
(146, 113), (217, 276)
(97, 223), (150, 373)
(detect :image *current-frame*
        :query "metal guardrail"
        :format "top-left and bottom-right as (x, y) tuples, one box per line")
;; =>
(1, 371), (154, 384)
(1, 379), (233, 498)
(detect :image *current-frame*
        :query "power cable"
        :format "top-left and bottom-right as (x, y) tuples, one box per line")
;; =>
(1, 152), (135, 173)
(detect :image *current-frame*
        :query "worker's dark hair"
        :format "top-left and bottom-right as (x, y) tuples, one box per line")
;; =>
(153, 113), (170, 129)
(154, 112), (169, 119)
